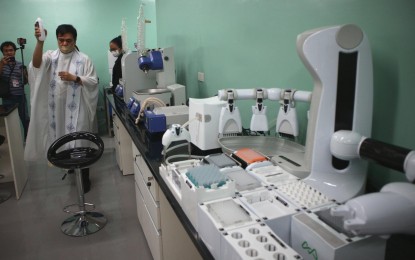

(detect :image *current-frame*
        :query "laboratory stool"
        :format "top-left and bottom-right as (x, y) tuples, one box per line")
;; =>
(47, 131), (106, 237)
(0, 135), (12, 204)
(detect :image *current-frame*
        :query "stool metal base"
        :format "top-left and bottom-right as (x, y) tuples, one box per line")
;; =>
(0, 190), (11, 204)
(61, 212), (107, 237)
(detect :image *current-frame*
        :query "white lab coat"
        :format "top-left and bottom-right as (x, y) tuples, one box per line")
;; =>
(24, 49), (98, 161)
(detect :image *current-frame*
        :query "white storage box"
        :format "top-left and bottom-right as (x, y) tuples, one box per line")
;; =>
(197, 197), (259, 259)
(221, 223), (302, 260)
(238, 189), (299, 244)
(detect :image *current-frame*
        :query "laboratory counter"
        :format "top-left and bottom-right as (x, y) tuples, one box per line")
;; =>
(108, 94), (214, 260)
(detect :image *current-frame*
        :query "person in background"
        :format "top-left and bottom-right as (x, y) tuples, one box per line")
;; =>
(109, 35), (124, 93)
(24, 24), (99, 193)
(0, 41), (29, 139)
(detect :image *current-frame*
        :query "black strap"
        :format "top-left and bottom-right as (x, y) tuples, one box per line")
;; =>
(8, 64), (16, 81)
(3, 64), (16, 84)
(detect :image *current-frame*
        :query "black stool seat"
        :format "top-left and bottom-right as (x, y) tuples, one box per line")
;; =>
(47, 131), (106, 237)
(47, 132), (104, 169)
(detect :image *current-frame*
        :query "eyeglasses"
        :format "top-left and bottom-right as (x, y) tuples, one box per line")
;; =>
(58, 38), (74, 44)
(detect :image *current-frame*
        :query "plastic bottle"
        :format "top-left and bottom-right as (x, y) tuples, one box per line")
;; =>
(35, 17), (46, 41)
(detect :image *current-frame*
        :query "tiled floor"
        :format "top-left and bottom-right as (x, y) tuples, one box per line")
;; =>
(0, 136), (152, 260)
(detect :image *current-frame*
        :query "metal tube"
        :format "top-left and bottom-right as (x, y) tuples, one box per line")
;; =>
(75, 168), (86, 213)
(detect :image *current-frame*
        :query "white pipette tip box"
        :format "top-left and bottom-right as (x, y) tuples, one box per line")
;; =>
(180, 164), (236, 228)
(247, 164), (300, 187)
(273, 180), (333, 211)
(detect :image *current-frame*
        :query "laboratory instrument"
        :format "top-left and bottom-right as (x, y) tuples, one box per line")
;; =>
(250, 89), (269, 132)
(120, 51), (156, 102)
(277, 89), (299, 139)
(188, 96), (227, 152)
(121, 0), (184, 107)
(122, 47), (186, 105)
(218, 89), (242, 136)
(162, 124), (191, 149)
(161, 124), (191, 160)
(144, 110), (167, 133)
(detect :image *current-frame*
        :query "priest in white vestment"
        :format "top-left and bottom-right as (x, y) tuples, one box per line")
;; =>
(25, 24), (98, 192)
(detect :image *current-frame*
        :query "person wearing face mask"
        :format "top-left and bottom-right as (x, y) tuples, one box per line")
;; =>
(24, 24), (99, 193)
(109, 35), (123, 93)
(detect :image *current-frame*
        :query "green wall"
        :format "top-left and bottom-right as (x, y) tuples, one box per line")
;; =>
(1, 0), (414, 189)
(155, 0), (415, 190)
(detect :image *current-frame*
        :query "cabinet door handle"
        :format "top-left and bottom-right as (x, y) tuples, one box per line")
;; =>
(146, 176), (154, 187)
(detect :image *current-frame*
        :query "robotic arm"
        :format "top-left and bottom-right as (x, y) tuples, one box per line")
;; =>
(330, 130), (415, 236)
(330, 130), (415, 182)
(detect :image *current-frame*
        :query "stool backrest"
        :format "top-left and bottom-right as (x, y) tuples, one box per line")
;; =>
(47, 132), (104, 169)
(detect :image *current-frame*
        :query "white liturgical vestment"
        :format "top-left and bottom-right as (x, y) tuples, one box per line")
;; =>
(24, 49), (98, 161)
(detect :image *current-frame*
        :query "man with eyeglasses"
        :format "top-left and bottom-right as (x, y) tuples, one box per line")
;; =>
(25, 24), (98, 193)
